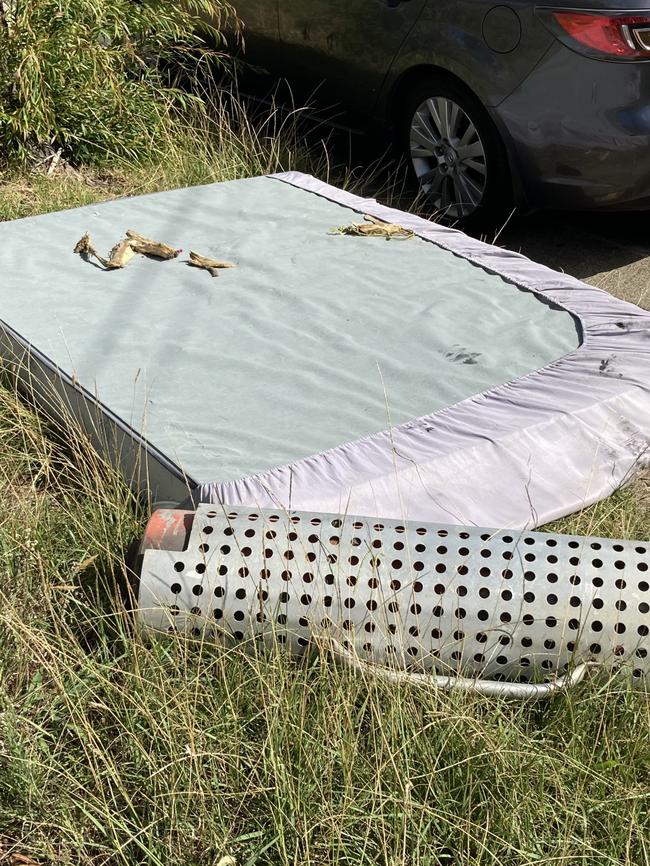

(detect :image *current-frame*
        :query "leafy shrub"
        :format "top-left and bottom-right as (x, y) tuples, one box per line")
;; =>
(0, 0), (240, 164)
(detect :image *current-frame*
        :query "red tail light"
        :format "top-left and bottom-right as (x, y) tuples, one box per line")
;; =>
(539, 9), (650, 59)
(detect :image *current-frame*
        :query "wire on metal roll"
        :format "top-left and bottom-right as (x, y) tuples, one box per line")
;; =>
(136, 506), (650, 698)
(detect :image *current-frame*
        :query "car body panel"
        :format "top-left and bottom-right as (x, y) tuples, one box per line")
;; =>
(277, 0), (428, 115)
(228, 0), (280, 68)
(495, 43), (650, 209)
(380, 2), (555, 111)
(226, 0), (650, 211)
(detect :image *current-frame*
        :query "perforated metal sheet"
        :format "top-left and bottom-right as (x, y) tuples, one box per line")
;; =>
(138, 506), (650, 683)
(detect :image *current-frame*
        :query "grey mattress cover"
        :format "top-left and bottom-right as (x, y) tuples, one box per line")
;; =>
(0, 176), (578, 483)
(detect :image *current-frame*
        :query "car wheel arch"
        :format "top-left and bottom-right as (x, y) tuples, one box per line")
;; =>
(387, 64), (489, 128)
(386, 63), (527, 211)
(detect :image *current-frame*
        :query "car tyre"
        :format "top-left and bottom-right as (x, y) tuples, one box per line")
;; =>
(399, 75), (512, 229)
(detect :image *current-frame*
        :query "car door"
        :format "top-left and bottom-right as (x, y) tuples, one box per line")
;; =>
(232, 1), (280, 69)
(278, 0), (428, 119)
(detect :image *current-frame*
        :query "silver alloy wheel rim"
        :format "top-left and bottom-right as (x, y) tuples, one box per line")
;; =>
(410, 96), (488, 219)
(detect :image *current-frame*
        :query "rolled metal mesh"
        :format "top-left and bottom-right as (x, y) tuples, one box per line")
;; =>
(138, 506), (650, 685)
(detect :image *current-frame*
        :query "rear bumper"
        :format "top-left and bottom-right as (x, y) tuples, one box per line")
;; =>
(494, 45), (650, 212)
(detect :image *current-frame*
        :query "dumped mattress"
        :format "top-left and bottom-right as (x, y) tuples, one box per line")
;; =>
(0, 172), (649, 528)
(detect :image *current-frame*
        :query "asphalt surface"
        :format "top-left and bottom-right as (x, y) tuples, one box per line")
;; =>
(491, 210), (650, 311)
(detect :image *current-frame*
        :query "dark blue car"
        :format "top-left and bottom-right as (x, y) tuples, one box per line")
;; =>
(227, 1), (650, 222)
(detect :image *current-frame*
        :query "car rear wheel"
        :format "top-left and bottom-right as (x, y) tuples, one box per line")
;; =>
(401, 76), (511, 227)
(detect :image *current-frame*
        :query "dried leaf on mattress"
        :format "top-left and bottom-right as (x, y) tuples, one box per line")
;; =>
(188, 250), (236, 278)
(73, 233), (134, 270)
(106, 237), (136, 269)
(74, 229), (181, 270)
(331, 214), (414, 240)
(126, 229), (182, 260)
(72, 232), (108, 267)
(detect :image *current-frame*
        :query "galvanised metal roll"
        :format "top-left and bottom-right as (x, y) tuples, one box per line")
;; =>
(136, 505), (650, 697)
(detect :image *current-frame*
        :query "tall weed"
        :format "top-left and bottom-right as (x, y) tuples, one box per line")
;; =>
(0, 0), (240, 163)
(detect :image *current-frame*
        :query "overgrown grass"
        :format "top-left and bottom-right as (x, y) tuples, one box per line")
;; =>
(1, 101), (649, 866)
(0, 92), (329, 222)
(0, 0), (239, 164)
